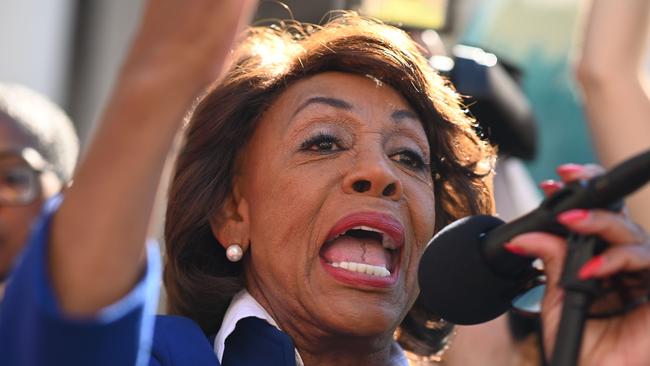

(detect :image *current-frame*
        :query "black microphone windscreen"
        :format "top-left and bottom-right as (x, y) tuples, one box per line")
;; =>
(418, 215), (524, 325)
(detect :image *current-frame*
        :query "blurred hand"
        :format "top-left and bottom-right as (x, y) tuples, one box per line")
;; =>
(51, 0), (258, 314)
(121, 0), (258, 97)
(508, 164), (650, 365)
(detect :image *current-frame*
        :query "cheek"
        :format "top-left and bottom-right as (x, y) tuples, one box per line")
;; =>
(0, 199), (43, 253)
(400, 179), (435, 298)
(244, 157), (339, 273)
(404, 180), (436, 251)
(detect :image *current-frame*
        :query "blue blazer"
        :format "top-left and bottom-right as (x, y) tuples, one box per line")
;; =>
(0, 197), (296, 366)
(152, 316), (296, 366)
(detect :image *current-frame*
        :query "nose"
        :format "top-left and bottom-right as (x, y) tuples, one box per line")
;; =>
(342, 154), (403, 201)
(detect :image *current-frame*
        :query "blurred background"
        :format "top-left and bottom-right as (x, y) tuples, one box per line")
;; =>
(0, 0), (644, 185)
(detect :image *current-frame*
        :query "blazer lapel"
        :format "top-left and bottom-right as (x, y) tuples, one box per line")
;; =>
(222, 316), (297, 366)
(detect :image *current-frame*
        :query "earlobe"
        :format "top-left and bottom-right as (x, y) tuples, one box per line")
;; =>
(209, 181), (250, 252)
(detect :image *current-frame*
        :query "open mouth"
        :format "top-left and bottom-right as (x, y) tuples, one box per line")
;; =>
(319, 213), (404, 287)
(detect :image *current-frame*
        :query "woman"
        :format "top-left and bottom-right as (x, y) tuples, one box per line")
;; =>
(1, 1), (650, 365)
(163, 9), (496, 364)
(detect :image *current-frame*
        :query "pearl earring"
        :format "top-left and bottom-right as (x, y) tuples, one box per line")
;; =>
(226, 244), (243, 262)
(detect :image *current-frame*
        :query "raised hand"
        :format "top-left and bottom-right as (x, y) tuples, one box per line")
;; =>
(51, 0), (257, 315)
(122, 0), (258, 104)
(575, 0), (650, 231)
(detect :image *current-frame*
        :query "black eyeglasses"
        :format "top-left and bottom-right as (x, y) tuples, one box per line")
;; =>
(0, 165), (42, 205)
(0, 147), (52, 206)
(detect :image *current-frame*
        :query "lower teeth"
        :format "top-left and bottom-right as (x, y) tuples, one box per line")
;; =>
(331, 261), (390, 277)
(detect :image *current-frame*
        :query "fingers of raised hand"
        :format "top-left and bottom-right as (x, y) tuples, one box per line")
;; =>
(130, 0), (258, 87)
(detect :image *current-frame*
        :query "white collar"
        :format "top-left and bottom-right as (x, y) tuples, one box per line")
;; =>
(213, 289), (280, 362)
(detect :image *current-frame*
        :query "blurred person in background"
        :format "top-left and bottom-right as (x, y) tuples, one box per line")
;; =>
(0, 83), (78, 298)
(573, 0), (650, 231)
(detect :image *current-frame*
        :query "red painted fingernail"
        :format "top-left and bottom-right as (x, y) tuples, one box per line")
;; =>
(557, 209), (590, 224)
(556, 163), (584, 176)
(539, 180), (561, 195)
(504, 242), (528, 256)
(578, 255), (605, 280)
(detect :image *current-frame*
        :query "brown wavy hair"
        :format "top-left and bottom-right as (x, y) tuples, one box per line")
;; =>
(164, 12), (495, 358)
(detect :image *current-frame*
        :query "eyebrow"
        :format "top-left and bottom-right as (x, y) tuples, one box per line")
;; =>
(292, 96), (420, 124)
(292, 96), (353, 117)
(391, 109), (419, 123)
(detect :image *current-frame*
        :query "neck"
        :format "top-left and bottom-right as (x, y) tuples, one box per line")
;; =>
(244, 284), (406, 366)
(288, 325), (403, 366)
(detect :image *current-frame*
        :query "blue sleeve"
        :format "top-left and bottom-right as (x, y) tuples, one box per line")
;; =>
(0, 195), (162, 366)
(151, 315), (220, 366)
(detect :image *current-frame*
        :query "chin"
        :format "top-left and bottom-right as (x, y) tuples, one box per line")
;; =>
(319, 295), (406, 337)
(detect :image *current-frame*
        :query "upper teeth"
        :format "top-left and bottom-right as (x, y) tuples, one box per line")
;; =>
(332, 226), (398, 250)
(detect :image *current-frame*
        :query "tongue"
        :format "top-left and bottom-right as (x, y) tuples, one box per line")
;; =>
(321, 236), (392, 268)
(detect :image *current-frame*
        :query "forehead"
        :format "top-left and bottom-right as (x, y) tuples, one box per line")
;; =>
(253, 72), (424, 133)
(0, 116), (35, 166)
(267, 71), (422, 130)
(0, 115), (31, 151)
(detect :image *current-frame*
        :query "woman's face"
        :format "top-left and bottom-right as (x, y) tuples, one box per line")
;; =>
(230, 72), (435, 338)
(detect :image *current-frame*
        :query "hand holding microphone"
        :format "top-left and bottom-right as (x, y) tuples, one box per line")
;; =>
(419, 149), (650, 365)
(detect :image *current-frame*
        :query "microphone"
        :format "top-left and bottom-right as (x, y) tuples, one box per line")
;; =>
(418, 149), (650, 325)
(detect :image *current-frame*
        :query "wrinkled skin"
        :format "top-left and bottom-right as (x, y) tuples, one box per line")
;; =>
(212, 72), (436, 365)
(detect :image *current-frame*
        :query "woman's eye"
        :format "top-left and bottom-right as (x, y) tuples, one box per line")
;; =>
(392, 150), (427, 170)
(2, 168), (33, 188)
(300, 133), (342, 153)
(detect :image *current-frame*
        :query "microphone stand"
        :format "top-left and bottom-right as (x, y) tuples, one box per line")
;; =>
(550, 234), (606, 366)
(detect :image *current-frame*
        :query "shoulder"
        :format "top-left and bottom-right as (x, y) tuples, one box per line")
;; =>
(151, 315), (220, 366)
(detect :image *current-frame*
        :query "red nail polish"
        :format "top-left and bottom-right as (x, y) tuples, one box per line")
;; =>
(556, 164), (583, 176)
(578, 256), (605, 280)
(557, 209), (589, 224)
(539, 179), (559, 188)
(504, 242), (527, 256)
(539, 180), (561, 195)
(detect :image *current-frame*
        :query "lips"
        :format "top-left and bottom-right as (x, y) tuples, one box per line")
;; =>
(319, 212), (405, 288)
